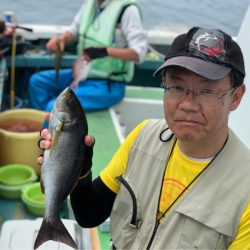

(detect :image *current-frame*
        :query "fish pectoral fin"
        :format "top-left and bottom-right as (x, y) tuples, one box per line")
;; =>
(34, 218), (78, 249)
(50, 123), (64, 154)
(55, 123), (64, 132)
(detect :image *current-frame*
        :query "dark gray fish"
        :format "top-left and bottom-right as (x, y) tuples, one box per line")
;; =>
(34, 87), (88, 249)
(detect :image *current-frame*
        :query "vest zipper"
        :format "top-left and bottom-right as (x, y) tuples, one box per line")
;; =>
(146, 220), (160, 249)
(145, 140), (177, 249)
(117, 175), (141, 228)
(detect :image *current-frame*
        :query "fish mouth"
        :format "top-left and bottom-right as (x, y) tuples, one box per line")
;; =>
(58, 88), (75, 106)
(62, 87), (71, 96)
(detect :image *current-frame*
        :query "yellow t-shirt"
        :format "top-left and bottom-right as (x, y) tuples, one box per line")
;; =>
(157, 140), (209, 220)
(100, 120), (250, 248)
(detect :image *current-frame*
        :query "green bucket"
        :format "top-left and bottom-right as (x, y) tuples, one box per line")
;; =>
(0, 164), (37, 186)
(21, 182), (45, 216)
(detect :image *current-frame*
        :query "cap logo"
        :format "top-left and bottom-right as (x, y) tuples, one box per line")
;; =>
(188, 28), (227, 63)
(195, 32), (222, 56)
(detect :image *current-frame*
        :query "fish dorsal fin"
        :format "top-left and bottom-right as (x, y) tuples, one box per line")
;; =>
(50, 123), (64, 155)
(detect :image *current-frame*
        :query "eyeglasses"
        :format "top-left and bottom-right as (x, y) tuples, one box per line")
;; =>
(161, 82), (236, 106)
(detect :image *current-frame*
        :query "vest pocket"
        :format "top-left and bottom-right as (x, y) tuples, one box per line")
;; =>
(117, 175), (142, 228)
(177, 214), (228, 249)
(175, 197), (232, 249)
(110, 175), (142, 249)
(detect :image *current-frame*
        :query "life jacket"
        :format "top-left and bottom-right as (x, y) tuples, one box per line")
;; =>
(110, 119), (250, 249)
(77, 0), (139, 82)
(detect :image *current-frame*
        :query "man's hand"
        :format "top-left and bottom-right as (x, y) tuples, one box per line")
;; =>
(37, 131), (95, 161)
(37, 113), (95, 182)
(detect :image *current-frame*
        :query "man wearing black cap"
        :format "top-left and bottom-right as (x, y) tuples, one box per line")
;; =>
(38, 27), (250, 249)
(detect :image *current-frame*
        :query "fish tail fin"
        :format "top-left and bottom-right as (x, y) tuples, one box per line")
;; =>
(34, 218), (77, 249)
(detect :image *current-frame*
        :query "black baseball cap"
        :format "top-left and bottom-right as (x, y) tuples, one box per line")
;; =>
(154, 27), (245, 82)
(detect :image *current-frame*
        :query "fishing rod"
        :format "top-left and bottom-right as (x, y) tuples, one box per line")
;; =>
(14, 25), (33, 33)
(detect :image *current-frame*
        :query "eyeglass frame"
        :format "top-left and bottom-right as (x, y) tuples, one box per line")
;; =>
(160, 81), (237, 105)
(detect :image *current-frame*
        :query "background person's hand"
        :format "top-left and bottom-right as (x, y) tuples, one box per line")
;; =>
(70, 55), (91, 88)
(72, 55), (87, 80)
(46, 36), (65, 52)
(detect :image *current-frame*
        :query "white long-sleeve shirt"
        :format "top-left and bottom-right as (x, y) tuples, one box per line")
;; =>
(68, 0), (148, 63)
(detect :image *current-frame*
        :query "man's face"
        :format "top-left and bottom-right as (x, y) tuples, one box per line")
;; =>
(163, 67), (244, 148)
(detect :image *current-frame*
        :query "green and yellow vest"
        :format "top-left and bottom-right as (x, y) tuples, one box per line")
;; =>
(77, 0), (139, 82)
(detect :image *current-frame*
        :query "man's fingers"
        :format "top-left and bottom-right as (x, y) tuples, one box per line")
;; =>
(40, 129), (52, 140)
(38, 137), (51, 150)
(39, 140), (51, 150)
(37, 155), (44, 165)
(85, 135), (95, 147)
(38, 129), (52, 149)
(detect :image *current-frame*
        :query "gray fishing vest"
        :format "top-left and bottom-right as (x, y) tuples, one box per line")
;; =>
(110, 119), (250, 249)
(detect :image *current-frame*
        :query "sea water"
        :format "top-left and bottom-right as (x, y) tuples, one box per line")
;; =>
(0, 0), (249, 36)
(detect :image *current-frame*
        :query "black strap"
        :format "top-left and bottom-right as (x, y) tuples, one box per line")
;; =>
(117, 4), (136, 25)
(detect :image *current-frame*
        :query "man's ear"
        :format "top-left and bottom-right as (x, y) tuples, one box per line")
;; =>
(230, 84), (246, 111)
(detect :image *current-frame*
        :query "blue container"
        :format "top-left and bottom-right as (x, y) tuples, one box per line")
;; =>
(4, 11), (14, 24)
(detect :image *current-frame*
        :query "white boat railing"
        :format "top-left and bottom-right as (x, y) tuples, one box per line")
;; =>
(229, 4), (250, 149)
(16, 23), (176, 47)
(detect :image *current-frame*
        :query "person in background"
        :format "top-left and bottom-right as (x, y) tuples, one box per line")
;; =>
(38, 26), (250, 249)
(29, 0), (147, 112)
(0, 19), (16, 57)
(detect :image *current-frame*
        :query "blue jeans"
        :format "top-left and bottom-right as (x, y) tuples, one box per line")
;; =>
(28, 68), (125, 112)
